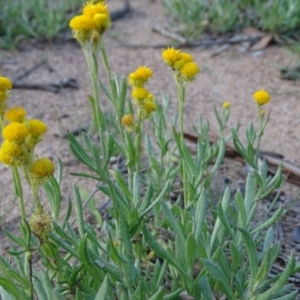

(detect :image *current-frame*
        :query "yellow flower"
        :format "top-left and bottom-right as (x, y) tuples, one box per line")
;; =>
(5, 106), (27, 123)
(69, 15), (95, 31)
(143, 99), (156, 114)
(132, 87), (149, 104)
(93, 13), (111, 33)
(28, 119), (47, 137)
(121, 114), (134, 126)
(121, 114), (135, 131)
(179, 62), (199, 82)
(223, 101), (231, 109)
(162, 48), (181, 67)
(173, 52), (194, 70)
(0, 76), (12, 91)
(253, 89), (270, 106)
(2, 122), (29, 143)
(29, 210), (52, 239)
(128, 66), (153, 87)
(83, 3), (109, 17)
(135, 66), (153, 80)
(0, 141), (24, 166)
(31, 158), (54, 180)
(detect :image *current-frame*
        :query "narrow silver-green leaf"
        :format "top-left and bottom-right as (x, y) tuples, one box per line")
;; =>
(95, 275), (110, 300)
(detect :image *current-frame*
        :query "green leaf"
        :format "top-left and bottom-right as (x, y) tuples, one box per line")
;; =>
(139, 180), (170, 220)
(201, 259), (235, 300)
(162, 288), (181, 299)
(210, 187), (231, 250)
(0, 283), (18, 300)
(143, 225), (185, 275)
(211, 138), (225, 174)
(74, 184), (85, 237)
(273, 290), (298, 300)
(148, 287), (165, 300)
(235, 189), (247, 230)
(2, 227), (27, 248)
(133, 172), (141, 207)
(229, 241), (241, 274)
(95, 275), (110, 300)
(172, 126), (196, 175)
(62, 198), (72, 226)
(161, 202), (187, 272)
(186, 233), (196, 273)
(251, 206), (284, 235)
(49, 232), (79, 259)
(238, 228), (258, 280)
(68, 133), (95, 170)
(79, 234), (103, 284)
(244, 173), (255, 220)
(254, 243), (280, 289)
(256, 256), (296, 300)
(194, 189), (207, 246)
(95, 259), (123, 282)
(197, 276), (212, 300)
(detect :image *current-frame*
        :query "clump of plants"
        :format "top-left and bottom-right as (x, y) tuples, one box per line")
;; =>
(162, 0), (300, 41)
(0, 0), (84, 49)
(0, 0), (299, 299)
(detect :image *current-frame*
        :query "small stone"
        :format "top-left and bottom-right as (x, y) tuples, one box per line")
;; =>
(291, 225), (300, 243)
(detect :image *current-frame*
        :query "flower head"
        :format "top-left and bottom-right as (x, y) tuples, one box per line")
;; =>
(253, 89), (270, 106)
(143, 99), (156, 118)
(128, 66), (153, 87)
(121, 114), (135, 131)
(69, 2), (110, 44)
(5, 106), (27, 123)
(69, 15), (95, 31)
(29, 210), (52, 240)
(0, 141), (24, 166)
(28, 119), (47, 137)
(162, 48), (181, 67)
(173, 52), (194, 70)
(2, 122), (29, 144)
(121, 114), (134, 127)
(179, 62), (199, 82)
(31, 158), (54, 181)
(93, 14), (110, 34)
(132, 87), (149, 105)
(0, 76), (12, 91)
(223, 101), (231, 109)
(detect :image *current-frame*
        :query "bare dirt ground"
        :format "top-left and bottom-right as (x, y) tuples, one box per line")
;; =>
(1, 0), (300, 293)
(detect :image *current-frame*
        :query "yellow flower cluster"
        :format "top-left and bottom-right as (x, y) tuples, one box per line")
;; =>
(69, 1), (111, 44)
(253, 89), (270, 106)
(0, 75), (54, 183)
(0, 75), (12, 115)
(162, 48), (199, 82)
(122, 66), (157, 129)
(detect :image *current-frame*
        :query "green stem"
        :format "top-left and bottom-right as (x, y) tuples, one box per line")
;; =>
(135, 108), (143, 174)
(25, 250), (33, 299)
(12, 167), (26, 220)
(176, 79), (188, 206)
(83, 45), (105, 135)
(255, 109), (264, 169)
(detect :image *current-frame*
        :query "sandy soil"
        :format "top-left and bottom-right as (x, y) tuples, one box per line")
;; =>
(1, 0), (300, 258)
